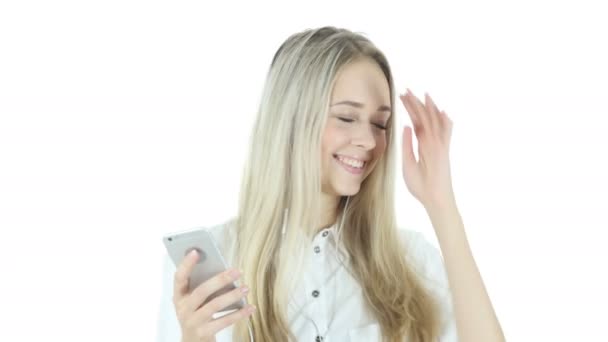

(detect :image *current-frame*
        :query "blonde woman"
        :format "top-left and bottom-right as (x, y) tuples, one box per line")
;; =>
(157, 26), (505, 342)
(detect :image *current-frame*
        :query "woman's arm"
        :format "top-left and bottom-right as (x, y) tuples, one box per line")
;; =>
(426, 200), (505, 342)
(399, 90), (505, 341)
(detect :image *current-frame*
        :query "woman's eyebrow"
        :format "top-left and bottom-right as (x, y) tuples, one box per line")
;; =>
(330, 100), (391, 112)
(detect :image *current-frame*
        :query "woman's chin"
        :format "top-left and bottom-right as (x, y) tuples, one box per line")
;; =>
(334, 182), (361, 196)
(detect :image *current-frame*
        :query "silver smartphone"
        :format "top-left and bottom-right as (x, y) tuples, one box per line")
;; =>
(163, 227), (245, 312)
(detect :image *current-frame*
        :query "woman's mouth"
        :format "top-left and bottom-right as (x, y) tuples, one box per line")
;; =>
(333, 154), (366, 175)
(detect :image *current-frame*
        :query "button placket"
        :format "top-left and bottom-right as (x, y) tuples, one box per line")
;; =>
(309, 230), (325, 328)
(301, 262), (321, 328)
(313, 229), (332, 336)
(314, 285), (330, 336)
(313, 228), (330, 256)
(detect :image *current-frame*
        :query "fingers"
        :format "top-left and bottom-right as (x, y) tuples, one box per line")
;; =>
(405, 89), (431, 136)
(171, 251), (253, 340)
(399, 90), (422, 133)
(186, 268), (242, 313)
(424, 93), (442, 138)
(400, 89), (446, 142)
(204, 305), (257, 337)
(402, 126), (417, 165)
(425, 94), (453, 145)
(173, 249), (199, 302)
(438, 110), (451, 146)
(191, 284), (251, 324)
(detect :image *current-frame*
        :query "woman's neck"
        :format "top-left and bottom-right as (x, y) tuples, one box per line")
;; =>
(318, 193), (341, 233)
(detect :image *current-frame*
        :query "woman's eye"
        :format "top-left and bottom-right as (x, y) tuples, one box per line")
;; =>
(338, 117), (354, 123)
(338, 117), (387, 130)
(374, 123), (387, 130)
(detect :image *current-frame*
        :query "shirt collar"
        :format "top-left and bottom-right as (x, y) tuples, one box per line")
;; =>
(312, 221), (350, 261)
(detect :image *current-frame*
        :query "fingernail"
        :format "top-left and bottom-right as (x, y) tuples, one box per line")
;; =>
(248, 305), (257, 313)
(189, 249), (198, 257)
(241, 286), (249, 293)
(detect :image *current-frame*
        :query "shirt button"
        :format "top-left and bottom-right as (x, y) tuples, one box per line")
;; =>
(314, 246), (321, 253)
(315, 336), (324, 342)
(322, 231), (329, 237)
(312, 290), (320, 298)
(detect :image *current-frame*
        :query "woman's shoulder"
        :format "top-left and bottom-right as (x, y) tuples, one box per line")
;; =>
(206, 217), (238, 264)
(206, 218), (234, 242)
(397, 228), (440, 259)
(397, 228), (448, 290)
(397, 228), (458, 340)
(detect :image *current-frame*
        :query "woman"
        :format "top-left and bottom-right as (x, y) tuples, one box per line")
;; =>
(157, 26), (505, 342)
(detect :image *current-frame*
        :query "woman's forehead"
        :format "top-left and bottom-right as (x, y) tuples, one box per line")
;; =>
(330, 59), (391, 111)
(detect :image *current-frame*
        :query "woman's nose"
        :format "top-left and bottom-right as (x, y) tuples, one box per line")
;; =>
(351, 124), (376, 150)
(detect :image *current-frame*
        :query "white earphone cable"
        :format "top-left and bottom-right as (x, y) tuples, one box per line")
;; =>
(246, 196), (350, 342)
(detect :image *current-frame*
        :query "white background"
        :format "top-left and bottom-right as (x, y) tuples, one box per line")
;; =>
(1, 0), (607, 341)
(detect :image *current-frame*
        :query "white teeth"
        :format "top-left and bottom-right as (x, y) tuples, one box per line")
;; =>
(336, 155), (365, 168)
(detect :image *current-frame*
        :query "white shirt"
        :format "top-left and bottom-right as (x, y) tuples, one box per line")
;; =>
(156, 221), (458, 342)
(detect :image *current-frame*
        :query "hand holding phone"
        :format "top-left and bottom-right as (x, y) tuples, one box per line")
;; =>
(164, 228), (256, 341)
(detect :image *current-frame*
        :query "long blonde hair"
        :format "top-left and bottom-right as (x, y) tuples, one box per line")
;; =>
(230, 26), (441, 341)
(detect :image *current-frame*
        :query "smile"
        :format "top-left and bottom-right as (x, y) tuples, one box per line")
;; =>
(333, 154), (366, 175)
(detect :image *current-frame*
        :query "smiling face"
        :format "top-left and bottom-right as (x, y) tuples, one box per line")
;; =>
(321, 58), (391, 197)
